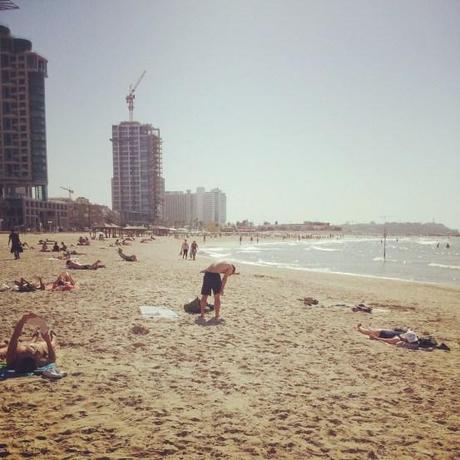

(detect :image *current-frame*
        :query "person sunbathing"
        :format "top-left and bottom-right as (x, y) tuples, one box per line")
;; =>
(356, 324), (419, 347)
(66, 259), (105, 270)
(14, 277), (45, 292)
(50, 272), (76, 291)
(0, 313), (57, 372)
(118, 248), (137, 262)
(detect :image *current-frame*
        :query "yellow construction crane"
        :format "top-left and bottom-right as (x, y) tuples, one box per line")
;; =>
(126, 70), (146, 122)
(60, 186), (74, 200)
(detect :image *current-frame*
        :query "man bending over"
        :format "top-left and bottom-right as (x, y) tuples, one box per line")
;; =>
(200, 261), (237, 321)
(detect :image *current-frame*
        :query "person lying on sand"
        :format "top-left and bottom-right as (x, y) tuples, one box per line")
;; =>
(66, 259), (105, 270)
(117, 248), (137, 262)
(356, 323), (419, 348)
(199, 261), (237, 321)
(14, 277), (45, 292)
(0, 313), (56, 372)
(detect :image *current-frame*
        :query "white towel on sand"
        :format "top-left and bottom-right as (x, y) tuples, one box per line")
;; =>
(139, 306), (179, 319)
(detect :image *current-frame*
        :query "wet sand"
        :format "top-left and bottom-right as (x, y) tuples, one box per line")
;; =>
(0, 233), (459, 459)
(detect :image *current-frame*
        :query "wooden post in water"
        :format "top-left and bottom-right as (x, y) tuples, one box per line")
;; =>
(383, 224), (387, 262)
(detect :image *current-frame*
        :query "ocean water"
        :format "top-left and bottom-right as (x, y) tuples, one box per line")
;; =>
(201, 237), (460, 285)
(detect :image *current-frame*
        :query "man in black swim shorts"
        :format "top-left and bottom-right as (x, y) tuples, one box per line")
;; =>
(199, 261), (237, 321)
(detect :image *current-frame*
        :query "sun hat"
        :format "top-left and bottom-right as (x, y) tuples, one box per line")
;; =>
(399, 330), (418, 343)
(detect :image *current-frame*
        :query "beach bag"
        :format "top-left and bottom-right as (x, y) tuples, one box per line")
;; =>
(183, 297), (214, 314)
(184, 297), (201, 314)
(417, 336), (438, 348)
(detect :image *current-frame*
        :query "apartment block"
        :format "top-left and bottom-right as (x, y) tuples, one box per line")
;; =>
(111, 122), (164, 225)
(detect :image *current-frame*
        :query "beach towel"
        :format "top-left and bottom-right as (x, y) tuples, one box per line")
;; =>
(0, 362), (67, 381)
(139, 306), (179, 319)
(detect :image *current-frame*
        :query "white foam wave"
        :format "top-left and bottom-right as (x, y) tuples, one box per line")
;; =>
(373, 257), (398, 262)
(311, 246), (341, 252)
(237, 246), (261, 253)
(429, 263), (460, 270)
(203, 251), (231, 258)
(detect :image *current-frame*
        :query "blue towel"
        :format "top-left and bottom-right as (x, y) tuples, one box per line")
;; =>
(0, 362), (62, 380)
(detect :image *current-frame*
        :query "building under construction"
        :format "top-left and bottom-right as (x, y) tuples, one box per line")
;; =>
(111, 122), (164, 226)
(111, 72), (164, 226)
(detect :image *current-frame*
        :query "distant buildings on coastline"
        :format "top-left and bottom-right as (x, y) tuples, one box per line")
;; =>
(110, 122), (164, 226)
(164, 187), (227, 228)
(0, 25), (225, 231)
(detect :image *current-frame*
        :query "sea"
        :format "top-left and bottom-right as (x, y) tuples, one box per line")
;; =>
(201, 236), (460, 286)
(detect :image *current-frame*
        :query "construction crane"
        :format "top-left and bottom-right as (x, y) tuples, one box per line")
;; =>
(0, 0), (19, 10)
(126, 70), (146, 122)
(60, 186), (74, 200)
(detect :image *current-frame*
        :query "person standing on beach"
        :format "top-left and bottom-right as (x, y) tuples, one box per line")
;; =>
(8, 229), (23, 260)
(181, 239), (189, 259)
(190, 240), (198, 260)
(200, 261), (237, 321)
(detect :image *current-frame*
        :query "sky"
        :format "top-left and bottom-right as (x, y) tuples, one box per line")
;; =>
(2, 0), (460, 229)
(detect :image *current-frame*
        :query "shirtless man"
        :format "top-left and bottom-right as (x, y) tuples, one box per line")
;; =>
(0, 313), (56, 372)
(66, 259), (105, 270)
(200, 261), (237, 321)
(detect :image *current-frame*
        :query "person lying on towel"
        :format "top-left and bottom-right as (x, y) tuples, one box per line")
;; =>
(66, 259), (105, 270)
(0, 313), (57, 372)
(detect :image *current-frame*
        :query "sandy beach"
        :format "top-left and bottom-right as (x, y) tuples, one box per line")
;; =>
(0, 233), (459, 459)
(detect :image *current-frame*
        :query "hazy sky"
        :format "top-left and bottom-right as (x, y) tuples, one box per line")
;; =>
(3, 0), (460, 228)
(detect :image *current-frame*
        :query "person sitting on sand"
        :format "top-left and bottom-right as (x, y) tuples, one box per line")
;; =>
(50, 272), (76, 291)
(199, 261), (237, 321)
(66, 259), (105, 270)
(40, 241), (50, 252)
(356, 323), (419, 348)
(77, 236), (90, 246)
(60, 242), (67, 252)
(52, 242), (60, 252)
(0, 313), (57, 372)
(117, 248), (137, 262)
(14, 277), (45, 292)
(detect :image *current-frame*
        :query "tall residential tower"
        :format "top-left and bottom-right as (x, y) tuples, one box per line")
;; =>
(0, 25), (48, 200)
(111, 122), (164, 225)
(0, 25), (69, 231)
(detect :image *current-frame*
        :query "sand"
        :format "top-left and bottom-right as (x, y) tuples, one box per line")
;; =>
(0, 233), (459, 459)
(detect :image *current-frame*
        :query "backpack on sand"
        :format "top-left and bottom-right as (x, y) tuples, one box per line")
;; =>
(417, 336), (438, 348)
(183, 297), (214, 314)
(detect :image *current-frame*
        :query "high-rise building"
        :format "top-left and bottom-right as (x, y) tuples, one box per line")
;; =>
(164, 190), (193, 227)
(0, 25), (69, 231)
(164, 186), (227, 227)
(0, 25), (48, 200)
(111, 121), (164, 225)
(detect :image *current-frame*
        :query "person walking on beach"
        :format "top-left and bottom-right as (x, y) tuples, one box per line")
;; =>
(181, 239), (189, 259)
(8, 229), (23, 260)
(190, 240), (198, 260)
(199, 261), (237, 321)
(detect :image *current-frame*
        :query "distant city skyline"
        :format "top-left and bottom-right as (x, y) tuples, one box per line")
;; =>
(164, 187), (227, 227)
(1, 0), (459, 229)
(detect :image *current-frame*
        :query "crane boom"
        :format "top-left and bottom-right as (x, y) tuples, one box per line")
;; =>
(129, 70), (146, 95)
(60, 186), (74, 200)
(126, 70), (146, 121)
